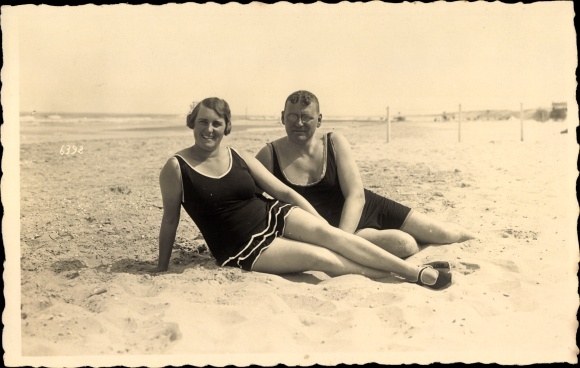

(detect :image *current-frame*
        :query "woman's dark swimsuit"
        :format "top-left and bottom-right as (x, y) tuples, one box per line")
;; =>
(268, 132), (411, 232)
(175, 148), (295, 271)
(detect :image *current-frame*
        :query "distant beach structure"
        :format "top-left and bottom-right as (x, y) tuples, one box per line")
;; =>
(550, 102), (567, 121)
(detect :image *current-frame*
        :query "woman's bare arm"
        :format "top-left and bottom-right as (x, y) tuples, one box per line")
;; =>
(238, 149), (325, 222)
(155, 157), (183, 272)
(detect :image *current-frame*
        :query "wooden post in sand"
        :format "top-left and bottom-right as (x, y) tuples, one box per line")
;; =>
(520, 103), (524, 141)
(458, 103), (462, 142)
(386, 107), (391, 143)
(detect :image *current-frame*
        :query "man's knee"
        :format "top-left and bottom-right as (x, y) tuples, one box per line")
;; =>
(357, 228), (419, 258)
(395, 232), (420, 258)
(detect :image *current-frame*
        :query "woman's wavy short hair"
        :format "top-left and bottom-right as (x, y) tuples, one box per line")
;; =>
(186, 97), (232, 135)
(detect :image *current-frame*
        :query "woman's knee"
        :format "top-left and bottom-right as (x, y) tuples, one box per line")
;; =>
(308, 250), (346, 276)
(284, 210), (335, 242)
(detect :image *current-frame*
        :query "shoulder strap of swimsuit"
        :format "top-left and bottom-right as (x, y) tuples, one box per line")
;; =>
(326, 132), (337, 161)
(268, 142), (283, 176)
(171, 155), (186, 203)
(173, 154), (187, 174)
(229, 147), (246, 169)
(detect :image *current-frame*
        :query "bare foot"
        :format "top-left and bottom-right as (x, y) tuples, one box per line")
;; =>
(458, 227), (477, 242)
(449, 223), (477, 242)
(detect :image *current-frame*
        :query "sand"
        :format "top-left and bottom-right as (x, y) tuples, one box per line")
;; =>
(4, 117), (579, 366)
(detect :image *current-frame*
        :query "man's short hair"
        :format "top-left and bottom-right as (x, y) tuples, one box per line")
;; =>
(284, 90), (320, 111)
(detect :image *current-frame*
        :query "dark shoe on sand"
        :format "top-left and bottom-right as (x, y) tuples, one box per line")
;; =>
(423, 261), (450, 271)
(415, 267), (452, 290)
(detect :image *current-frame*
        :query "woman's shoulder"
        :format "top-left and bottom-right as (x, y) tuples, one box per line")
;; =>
(229, 146), (251, 160)
(164, 155), (181, 166)
(174, 146), (192, 156)
(159, 155), (182, 188)
(163, 148), (190, 171)
(231, 147), (264, 171)
(171, 148), (189, 162)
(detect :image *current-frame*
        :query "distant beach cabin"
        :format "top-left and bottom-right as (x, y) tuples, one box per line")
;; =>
(550, 102), (567, 121)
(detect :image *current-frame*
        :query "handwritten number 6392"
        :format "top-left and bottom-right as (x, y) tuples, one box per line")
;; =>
(60, 145), (84, 155)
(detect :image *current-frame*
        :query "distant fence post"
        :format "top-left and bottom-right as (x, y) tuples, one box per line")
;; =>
(386, 106), (391, 143)
(520, 103), (524, 142)
(458, 103), (462, 142)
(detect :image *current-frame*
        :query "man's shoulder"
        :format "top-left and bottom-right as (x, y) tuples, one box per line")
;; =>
(327, 131), (349, 144)
(269, 136), (286, 145)
(259, 136), (285, 153)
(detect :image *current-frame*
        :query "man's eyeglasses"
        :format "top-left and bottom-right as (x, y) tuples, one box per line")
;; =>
(286, 113), (315, 125)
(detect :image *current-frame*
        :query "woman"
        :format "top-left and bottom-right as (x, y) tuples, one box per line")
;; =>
(255, 90), (476, 258)
(153, 97), (453, 290)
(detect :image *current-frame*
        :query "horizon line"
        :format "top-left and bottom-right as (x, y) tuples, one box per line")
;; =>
(19, 104), (561, 118)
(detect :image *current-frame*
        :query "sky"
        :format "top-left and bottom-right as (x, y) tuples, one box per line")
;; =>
(3, 2), (577, 117)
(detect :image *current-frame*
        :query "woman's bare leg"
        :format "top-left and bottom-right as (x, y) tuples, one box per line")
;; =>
(252, 237), (393, 279)
(281, 208), (440, 284)
(356, 228), (420, 258)
(400, 211), (477, 244)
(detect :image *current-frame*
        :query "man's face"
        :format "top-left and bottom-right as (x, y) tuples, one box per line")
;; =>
(282, 102), (321, 144)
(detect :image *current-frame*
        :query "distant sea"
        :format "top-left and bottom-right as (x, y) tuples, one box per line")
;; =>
(18, 112), (425, 129)
(18, 112), (286, 144)
(19, 112), (283, 125)
(20, 112), (185, 125)
(20, 108), (547, 128)
(17, 110), (567, 145)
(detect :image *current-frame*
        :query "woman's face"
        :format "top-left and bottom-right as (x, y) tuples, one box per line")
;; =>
(282, 103), (320, 144)
(193, 104), (226, 151)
